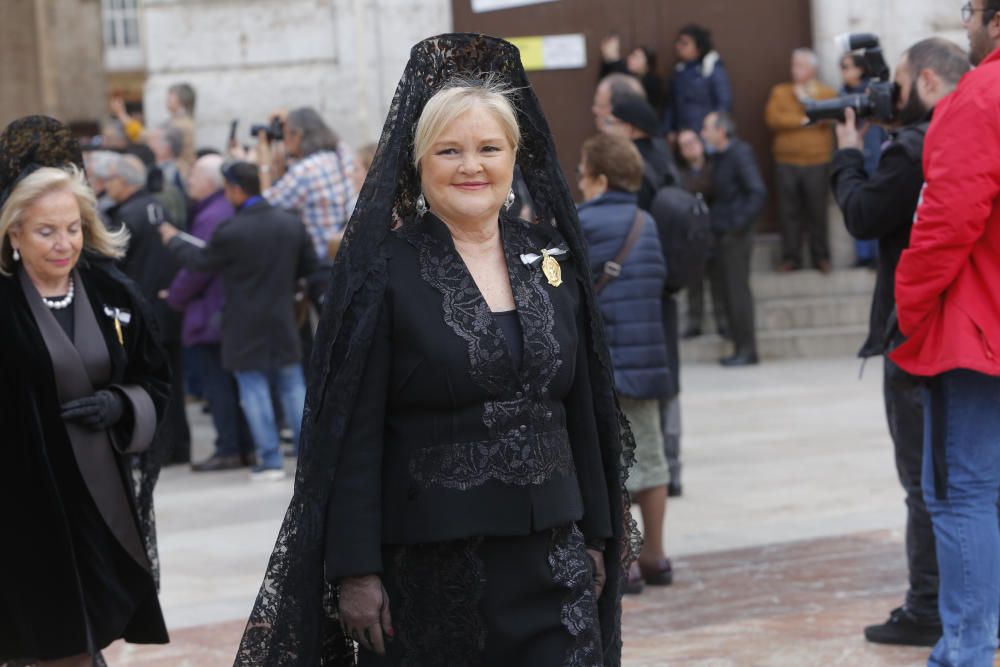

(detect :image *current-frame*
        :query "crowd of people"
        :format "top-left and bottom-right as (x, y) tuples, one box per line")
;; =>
(4, 4), (1000, 665)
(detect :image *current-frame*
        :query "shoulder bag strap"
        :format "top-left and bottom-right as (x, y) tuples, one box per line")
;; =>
(595, 207), (646, 295)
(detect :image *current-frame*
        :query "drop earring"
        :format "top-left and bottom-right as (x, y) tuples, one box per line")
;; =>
(416, 193), (428, 217)
(504, 189), (516, 211)
(12, 248), (19, 262)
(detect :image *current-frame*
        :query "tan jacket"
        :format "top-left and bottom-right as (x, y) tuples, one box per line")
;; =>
(765, 81), (836, 166)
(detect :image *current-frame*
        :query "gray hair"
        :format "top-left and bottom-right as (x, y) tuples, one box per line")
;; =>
(286, 107), (340, 156)
(793, 47), (819, 68)
(86, 150), (118, 180)
(163, 127), (184, 159)
(905, 37), (970, 89)
(709, 110), (737, 138)
(600, 73), (646, 106)
(112, 154), (148, 187)
(194, 154), (226, 189)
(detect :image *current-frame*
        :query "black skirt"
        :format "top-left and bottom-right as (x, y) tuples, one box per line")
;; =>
(358, 525), (602, 667)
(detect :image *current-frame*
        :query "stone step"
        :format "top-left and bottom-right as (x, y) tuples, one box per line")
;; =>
(684, 294), (872, 334)
(749, 267), (876, 300)
(680, 324), (869, 364)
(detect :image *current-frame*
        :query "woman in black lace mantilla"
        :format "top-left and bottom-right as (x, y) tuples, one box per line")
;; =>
(236, 34), (639, 666)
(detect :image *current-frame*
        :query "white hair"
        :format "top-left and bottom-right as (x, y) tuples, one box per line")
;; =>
(793, 47), (819, 68)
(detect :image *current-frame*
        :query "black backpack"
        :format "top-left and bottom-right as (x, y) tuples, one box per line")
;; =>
(648, 185), (712, 293)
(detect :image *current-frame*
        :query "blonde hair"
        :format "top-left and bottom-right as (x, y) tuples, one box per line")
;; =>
(0, 166), (129, 276)
(412, 77), (521, 170)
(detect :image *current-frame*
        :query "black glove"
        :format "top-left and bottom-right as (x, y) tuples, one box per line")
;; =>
(60, 389), (125, 431)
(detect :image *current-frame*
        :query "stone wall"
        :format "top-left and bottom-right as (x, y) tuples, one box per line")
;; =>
(0, 0), (105, 130)
(811, 0), (967, 88)
(142, 0), (452, 153)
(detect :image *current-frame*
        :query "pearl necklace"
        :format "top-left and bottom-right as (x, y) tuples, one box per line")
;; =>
(42, 279), (75, 310)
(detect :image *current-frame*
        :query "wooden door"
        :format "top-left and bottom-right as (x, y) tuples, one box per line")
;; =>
(452, 0), (814, 227)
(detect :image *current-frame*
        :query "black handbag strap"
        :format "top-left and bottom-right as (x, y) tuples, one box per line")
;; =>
(595, 208), (645, 295)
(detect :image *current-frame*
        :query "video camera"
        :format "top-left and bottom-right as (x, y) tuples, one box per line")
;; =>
(250, 116), (284, 142)
(804, 33), (898, 124)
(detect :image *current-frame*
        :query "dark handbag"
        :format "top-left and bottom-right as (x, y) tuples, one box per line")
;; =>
(594, 208), (646, 295)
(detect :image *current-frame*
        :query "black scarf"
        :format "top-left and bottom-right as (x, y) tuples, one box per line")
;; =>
(235, 33), (640, 666)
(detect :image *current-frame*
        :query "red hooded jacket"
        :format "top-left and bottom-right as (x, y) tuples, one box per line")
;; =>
(891, 47), (1000, 377)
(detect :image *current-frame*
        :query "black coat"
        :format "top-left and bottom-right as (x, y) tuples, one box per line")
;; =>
(324, 213), (614, 580)
(167, 199), (322, 372)
(635, 136), (680, 210)
(0, 258), (170, 660)
(707, 138), (767, 233)
(831, 121), (928, 357)
(108, 189), (182, 343)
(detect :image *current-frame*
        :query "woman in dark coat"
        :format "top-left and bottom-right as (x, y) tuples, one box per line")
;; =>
(0, 117), (170, 666)
(235, 34), (639, 667)
(663, 24), (734, 141)
(576, 133), (673, 594)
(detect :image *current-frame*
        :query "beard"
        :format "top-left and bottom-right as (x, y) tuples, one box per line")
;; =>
(898, 83), (930, 127)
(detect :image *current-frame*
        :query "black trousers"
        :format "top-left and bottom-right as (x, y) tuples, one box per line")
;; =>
(686, 255), (729, 334)
(157, 340), (192, 465)
(190, 343), (254, 460)
(776, 162), (831, 267)
(716, 227), (757, 356)
(883, 357), (939, 622)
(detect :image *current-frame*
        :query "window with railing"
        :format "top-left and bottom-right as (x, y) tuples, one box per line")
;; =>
(102, 0), (144, 70)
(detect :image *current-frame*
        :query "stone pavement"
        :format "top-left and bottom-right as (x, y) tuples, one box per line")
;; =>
(101, 357), (992, 666)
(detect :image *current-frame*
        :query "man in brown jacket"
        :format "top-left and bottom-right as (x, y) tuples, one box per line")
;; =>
(765, 48), (837, 273)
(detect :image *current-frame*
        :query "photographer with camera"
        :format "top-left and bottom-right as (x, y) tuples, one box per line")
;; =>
(253, 107), (355, 262)
(890, 3), (1000, 663)
(831, 36), (970, 649)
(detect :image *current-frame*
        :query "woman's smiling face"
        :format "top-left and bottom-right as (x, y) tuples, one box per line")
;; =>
(419, 103), (516, 226)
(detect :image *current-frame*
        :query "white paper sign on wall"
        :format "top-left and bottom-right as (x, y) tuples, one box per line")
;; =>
(472, 0), (559, 13)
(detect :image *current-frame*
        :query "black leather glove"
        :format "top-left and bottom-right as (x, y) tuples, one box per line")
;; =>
(60, 389), (125, 431)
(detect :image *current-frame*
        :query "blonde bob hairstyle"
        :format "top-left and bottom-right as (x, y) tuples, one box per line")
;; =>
(0, 165), (129, 276)
(412, 77), (521, 170)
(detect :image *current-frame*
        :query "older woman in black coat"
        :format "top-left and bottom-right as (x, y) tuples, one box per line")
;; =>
(0, 117), (170, 666)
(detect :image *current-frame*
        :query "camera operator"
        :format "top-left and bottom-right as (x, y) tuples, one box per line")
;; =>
(830, 37), (969, 648)
(254, 107), (355, 262)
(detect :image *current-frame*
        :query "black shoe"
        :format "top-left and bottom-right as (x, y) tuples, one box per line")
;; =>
(191, 454), (245, 472)
(719, 352), (759, 367)
(863, 607), (942, 647)
(667, 480), (683, 498)
(623, 562), (645, 595)
(639, 558), (674, 586)
(681, 326), (702, 339)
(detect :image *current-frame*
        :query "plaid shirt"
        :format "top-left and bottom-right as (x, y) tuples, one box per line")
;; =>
(264, 149), (355, 259)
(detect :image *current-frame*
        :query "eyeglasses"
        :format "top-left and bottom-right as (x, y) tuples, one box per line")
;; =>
(962, 2), (998, 23)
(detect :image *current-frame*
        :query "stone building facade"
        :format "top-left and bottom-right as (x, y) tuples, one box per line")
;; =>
(0, 0), (106, 131)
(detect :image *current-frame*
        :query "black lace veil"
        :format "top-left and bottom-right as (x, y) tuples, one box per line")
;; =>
(235, 34), (639, 666)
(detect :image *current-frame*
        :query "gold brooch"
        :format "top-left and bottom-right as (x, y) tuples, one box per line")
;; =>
(541, 249), (563, 287)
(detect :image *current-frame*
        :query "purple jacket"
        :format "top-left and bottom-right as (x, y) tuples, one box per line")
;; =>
(166, 190), (234, 346)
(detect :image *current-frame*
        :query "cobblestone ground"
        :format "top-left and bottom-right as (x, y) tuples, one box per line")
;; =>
(102, 358), (999, 666)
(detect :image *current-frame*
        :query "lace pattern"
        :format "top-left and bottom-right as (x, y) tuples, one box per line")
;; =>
(409, 430), (574, 491)
(550, 525), (603, 666)
(392, 539), (487, 666)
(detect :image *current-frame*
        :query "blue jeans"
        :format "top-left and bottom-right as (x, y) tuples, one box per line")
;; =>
(922, 370), (1000, 667)
(234, 365), (306, 470)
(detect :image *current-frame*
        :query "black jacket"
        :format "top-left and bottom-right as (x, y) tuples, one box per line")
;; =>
(324, 213), (614, 580)
(708, 138), (767, 234)
(167, 199), (322, 372)
(831, 121), (928, 357)
(109, 189), (181, 342)
(635, 136), (679, 210)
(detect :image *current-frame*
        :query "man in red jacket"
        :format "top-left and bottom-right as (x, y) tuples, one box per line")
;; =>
(892, 2), (1000, 664)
